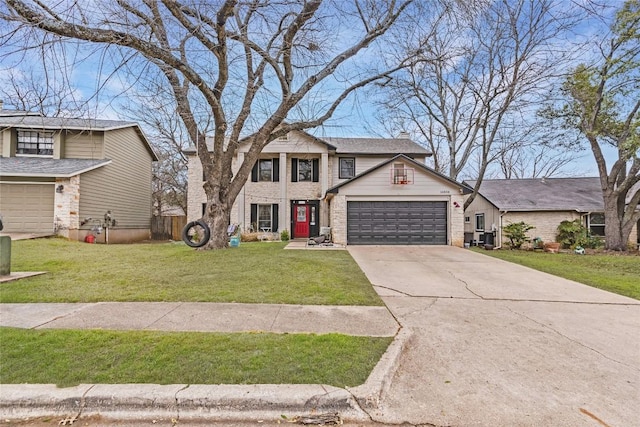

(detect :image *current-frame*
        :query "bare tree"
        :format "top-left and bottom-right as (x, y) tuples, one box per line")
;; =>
(495, 144), (578, 179)
(117, 75), (196, 217)
(378, 0), (584, 207)
(2, 0), (418, 249)
(0, 57), (86, 117)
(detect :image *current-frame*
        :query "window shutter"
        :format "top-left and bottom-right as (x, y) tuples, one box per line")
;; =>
(291, 158), (298, 182)
(312, 158), (319, 182)
(250, 204), (257, 229)
(272, 204), (279, 231)
(273, 158), (279, 182)
(251, 162), (258, 182)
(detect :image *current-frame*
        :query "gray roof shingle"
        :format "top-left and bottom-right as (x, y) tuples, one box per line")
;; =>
(0, 157), (111, 177)
(184, 135), (431, 155)
(466, 177), (604, 212)
(0, 115), (137, 130)
(320, 137), (430, 155)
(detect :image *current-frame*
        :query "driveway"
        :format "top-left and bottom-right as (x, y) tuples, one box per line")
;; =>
(348, 246), (640, 427)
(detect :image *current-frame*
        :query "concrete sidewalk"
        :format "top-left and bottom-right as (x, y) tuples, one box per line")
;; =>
(0, 302), (398, 336)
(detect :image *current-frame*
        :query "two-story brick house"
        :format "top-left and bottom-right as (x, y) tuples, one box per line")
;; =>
(0, 106), (157, 242)
(186, 130), (471, 246)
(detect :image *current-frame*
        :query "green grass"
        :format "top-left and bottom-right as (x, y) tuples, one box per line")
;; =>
(1, 238), (382, 305)
(475, 249), (640, 300)
(0, 327), (392, 387)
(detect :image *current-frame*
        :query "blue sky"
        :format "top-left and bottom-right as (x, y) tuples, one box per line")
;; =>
(0, 0), (628, 178)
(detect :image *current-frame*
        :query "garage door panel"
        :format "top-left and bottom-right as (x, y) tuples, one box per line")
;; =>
(0, 183), (54, 233)
(347, 201), (447, 245)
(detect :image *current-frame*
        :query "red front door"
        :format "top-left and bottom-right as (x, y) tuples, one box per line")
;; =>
(294, 205), (310, 238)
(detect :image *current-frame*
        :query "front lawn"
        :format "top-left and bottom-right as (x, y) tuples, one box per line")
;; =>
(476, 249), (640, 300)
(0, 327), (391, 387)
(1, 238), (382, 305)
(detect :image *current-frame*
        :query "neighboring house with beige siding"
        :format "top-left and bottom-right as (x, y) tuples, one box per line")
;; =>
(186, 130), (472, 246)
(0, 107), (157, 243)
(464, 177), (639, 248)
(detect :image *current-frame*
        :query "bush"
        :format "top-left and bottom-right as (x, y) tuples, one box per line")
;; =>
(557, 219), (586, 249)
(280, 229), (290, 241)
(503, 221), (535, 249)
(556, 219), (604, 249)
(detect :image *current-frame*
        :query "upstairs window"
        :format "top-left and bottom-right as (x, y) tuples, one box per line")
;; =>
(251, 158), (279, 182)
(17, 130), (54, 156)
(339, 157), (355, 179)
(291, 158), (319, 182)
(259, 159), (273, 181)
(298, 159), (312, 181)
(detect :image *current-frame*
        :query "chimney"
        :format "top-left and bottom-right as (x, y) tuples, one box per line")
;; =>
(398, 131), (410, 139)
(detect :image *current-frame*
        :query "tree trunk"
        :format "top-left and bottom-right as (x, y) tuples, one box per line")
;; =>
(603, 193), (627, 251)
(201, 198), (232, 250)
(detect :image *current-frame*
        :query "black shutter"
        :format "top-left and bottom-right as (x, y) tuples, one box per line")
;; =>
(250, 204), (257, 230)
(251, 162), (258, 182)
(273, 158), (279, 182)
(291, 158), (298, 182)
(272, 204), (279, 231)
(312, 158), (319, 182)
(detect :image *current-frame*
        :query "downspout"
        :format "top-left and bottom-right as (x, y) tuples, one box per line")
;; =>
(493, 210), (507, 250)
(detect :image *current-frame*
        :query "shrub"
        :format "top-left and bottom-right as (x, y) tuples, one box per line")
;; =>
(556, 220), (604, 249)
(503, 221), (535, 249)
(557, 219), (587, 249)
(280, 229), (290, 241)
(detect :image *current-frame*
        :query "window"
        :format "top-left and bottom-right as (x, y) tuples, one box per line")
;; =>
(588, 212), (605, 236)
(259, 159), (272, 181)
(465, 216), (471, 224)
(339, 157), (355, 179)
(475, 213), (485, 232)
(298, 159), (312, 181)
(17, 130), (54, 156)
(291, 158), (318, 182)
(258, 204), (272, 230)
(251, 158), (279, 182)
(250, 203), (279, 232)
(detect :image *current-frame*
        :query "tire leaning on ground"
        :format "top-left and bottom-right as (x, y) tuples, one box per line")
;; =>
(181, 219), (211, 248)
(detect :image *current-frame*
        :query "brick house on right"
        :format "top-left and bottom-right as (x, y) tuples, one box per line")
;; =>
(463, 177), (639, 248)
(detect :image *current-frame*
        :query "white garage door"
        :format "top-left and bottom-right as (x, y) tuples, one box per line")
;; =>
(0, 183), (55, 233)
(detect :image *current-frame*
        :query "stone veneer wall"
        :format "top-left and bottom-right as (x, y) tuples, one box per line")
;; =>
(449, 193), (465, 247)
(502, 211), (582, 245)
(329, 195), (348, 245)
(54, 175), (80, 238)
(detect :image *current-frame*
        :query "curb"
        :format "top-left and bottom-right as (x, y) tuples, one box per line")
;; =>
(0, 330), (410, 423)
(0, 384), (367, 422)
(349, 328), (412, 412)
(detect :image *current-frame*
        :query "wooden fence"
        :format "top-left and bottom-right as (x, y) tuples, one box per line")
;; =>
(151, 216), (187, 241)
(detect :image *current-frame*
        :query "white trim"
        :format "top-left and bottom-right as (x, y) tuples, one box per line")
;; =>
(0, 181), (55, 185)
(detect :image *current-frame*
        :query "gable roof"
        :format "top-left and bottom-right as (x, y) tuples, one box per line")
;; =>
(0, 157), (112, 178)
(465, 177), (604, 212)
(327, 154), (472, 194)
(0, 115), (158, 161)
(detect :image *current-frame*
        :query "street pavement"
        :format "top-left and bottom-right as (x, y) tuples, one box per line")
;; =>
(348, 245), (640, 427)
(1, 244), (639, 426)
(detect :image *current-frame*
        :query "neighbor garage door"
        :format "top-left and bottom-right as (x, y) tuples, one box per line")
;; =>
(347, 201), (447, 245)
(0, 183), (55, 233)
